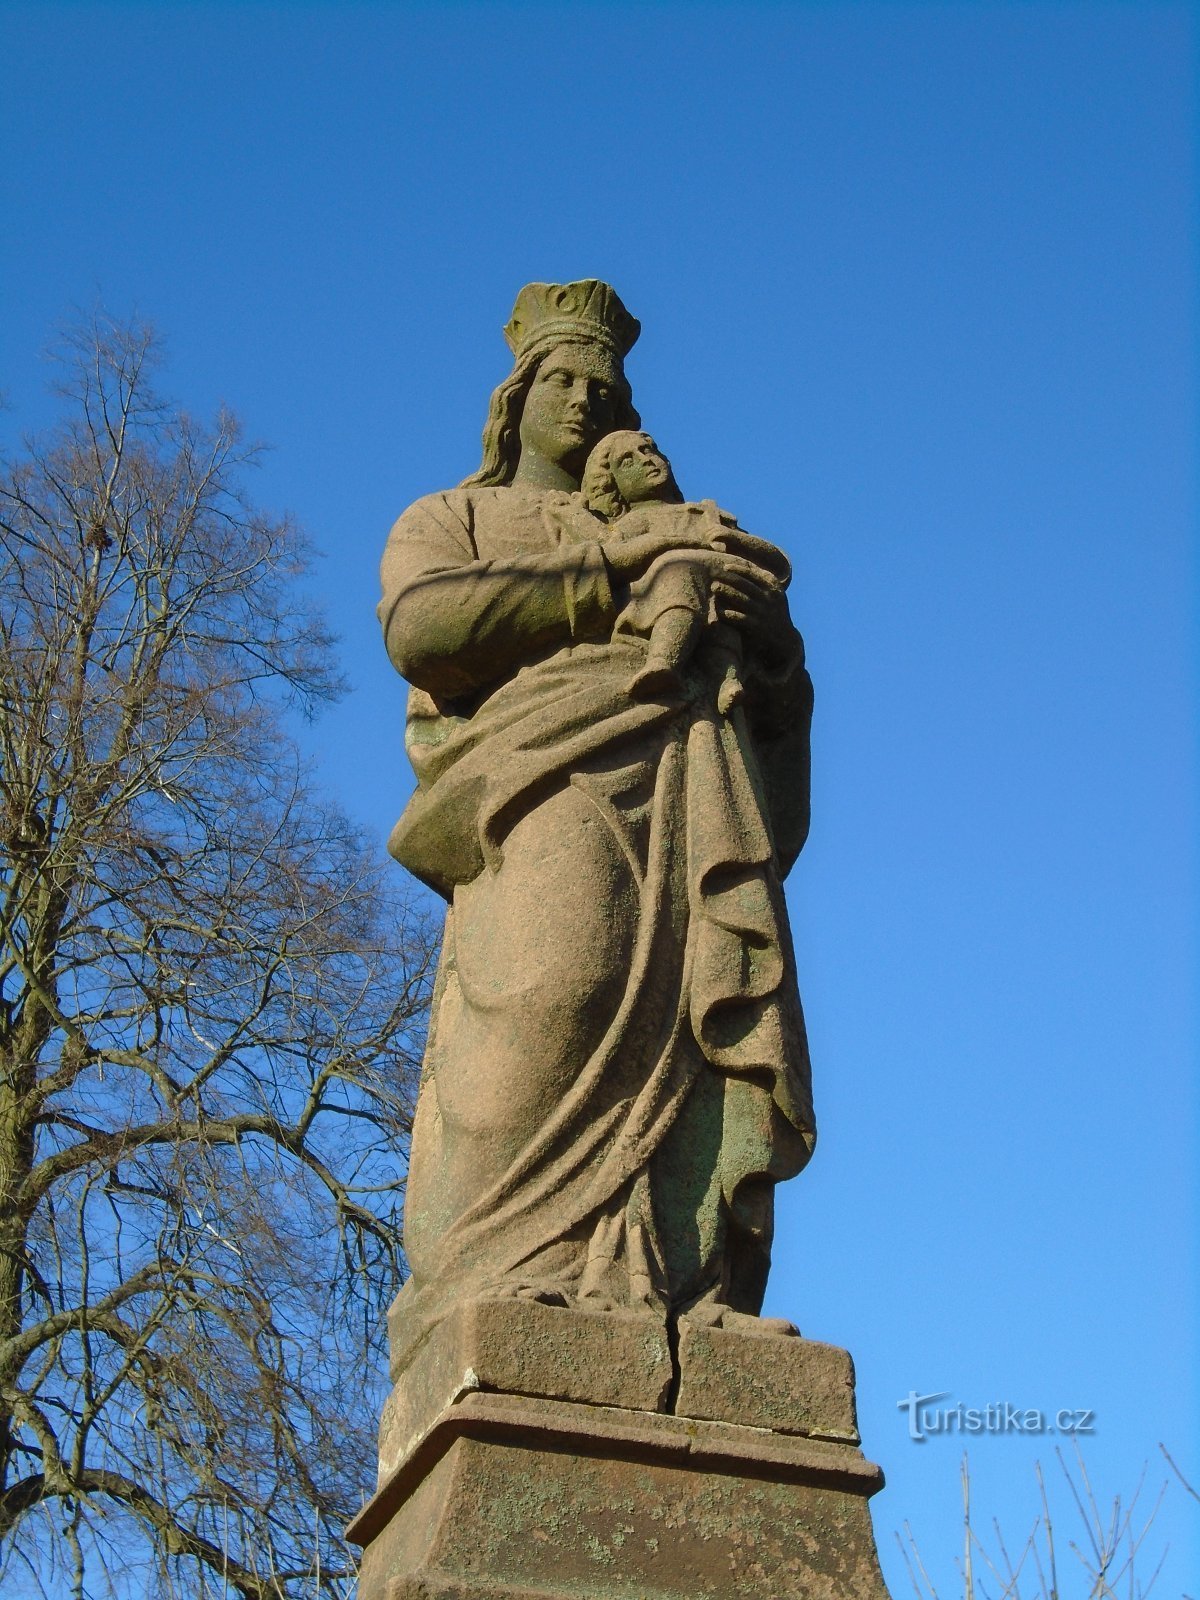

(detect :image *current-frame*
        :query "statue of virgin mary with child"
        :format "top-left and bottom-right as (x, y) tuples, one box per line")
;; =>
(379, 280), (816, 1369)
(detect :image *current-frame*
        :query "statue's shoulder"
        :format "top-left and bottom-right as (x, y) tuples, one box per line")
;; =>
(393, 483), (474, 529)
(385, 485), (492, 564)
(385, 484), (600, 574)
(394, 481), (527, 530)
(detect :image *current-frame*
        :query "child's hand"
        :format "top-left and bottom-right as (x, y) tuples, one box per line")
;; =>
(603, 525), (715, 581)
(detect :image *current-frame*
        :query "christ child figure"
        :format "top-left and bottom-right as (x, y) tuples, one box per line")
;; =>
(581, 430), (790, 712)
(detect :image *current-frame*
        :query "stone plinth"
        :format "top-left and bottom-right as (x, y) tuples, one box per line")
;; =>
(349, 1301), (892, 1599)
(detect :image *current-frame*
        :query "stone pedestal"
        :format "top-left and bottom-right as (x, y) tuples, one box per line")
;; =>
(349, 1300), (892, 1599)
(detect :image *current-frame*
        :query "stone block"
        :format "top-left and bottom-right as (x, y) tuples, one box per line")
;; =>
(351, 1391), (891, 1600)
(378, 1298), (672, 1482)
(674, 1322), (860, 1442)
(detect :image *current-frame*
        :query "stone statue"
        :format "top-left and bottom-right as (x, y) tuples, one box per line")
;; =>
(354, 281), (894, 1600)
(378, 279), (816, 1363)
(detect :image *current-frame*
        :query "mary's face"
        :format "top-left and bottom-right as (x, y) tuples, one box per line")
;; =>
(519, 343), (622, 475)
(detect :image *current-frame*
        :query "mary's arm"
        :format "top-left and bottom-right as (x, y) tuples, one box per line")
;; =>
(704, 557), (813, 873)
(744, 636), (813, 877)
(378, 491), (617, 701)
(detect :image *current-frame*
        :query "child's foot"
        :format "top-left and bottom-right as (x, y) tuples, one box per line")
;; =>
(629, 662), (687, 700)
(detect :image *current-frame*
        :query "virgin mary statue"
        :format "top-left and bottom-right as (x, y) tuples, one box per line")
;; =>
(378, 280), (816, 1367)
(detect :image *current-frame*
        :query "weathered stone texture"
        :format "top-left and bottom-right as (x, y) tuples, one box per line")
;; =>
(378, 1298), (673, 1483)
(355, 1394), (890, 1598)
(352, 1305), (891, 1599)
(675, 1321), (860, 1442)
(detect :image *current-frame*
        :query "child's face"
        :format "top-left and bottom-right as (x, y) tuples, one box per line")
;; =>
(611, 434), (673, 505)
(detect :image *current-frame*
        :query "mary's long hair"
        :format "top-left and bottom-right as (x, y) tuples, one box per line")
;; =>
(461, 340), (641, 488)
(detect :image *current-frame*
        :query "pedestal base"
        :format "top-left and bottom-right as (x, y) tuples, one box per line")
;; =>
(349, 1301), (892, 1599)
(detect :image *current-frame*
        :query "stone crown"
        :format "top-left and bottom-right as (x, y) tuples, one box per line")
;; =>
(503, 280), (641, 363)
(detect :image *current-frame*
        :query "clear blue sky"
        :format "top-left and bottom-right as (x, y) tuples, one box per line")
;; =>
(3, 1), (1196, 1591)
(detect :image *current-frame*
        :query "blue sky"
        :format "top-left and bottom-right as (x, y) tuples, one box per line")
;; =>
(3, 0), (1196, 1591)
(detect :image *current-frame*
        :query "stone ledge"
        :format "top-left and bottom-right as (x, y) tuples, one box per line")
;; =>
(351, 1390), (891, 1599)
(352, 1389), (883, 1549)
(376, 1298), (866, 1488)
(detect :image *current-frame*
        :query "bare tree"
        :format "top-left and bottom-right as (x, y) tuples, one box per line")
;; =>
(895, 1445), (1187, 1600)
(0, 317), (437, 1597)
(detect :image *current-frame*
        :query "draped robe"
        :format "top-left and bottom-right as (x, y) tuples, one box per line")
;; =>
(378, 483), (816, 1365)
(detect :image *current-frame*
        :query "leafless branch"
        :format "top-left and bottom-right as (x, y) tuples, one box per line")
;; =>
(0, 313), (438, 1596)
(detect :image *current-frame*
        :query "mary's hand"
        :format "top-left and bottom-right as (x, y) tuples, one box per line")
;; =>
(708, 555), (798, 669)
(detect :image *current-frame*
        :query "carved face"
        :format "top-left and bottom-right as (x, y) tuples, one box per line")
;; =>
(610, 433), (673, 505)
(519, 343), (622, 475)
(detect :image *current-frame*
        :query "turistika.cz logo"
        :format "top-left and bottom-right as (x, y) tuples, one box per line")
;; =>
(898, 1391), (1096, 1443)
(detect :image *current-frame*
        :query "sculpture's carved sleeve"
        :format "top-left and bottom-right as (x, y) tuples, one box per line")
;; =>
(378, 492), (617, 700)
(743, 631), (814, 876)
